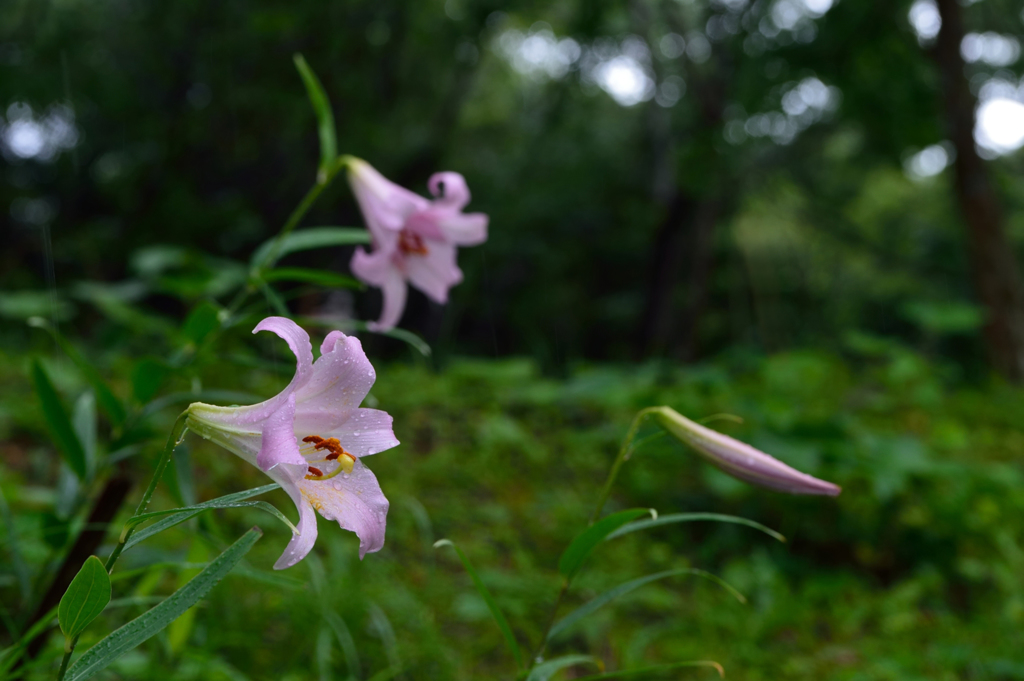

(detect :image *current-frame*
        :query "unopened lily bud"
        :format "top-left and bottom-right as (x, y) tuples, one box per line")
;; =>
(652, 407), (840, 496)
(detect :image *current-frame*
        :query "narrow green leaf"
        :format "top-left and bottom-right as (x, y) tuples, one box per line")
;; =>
(65, 527), (262, 681)
(138, 389), (260, 420)
(575, 661), (724, 680)
(27, 318), (126, 426)
(122, 484), (284, 551)
(182, 301), (221, 346)
(526, 655), (602, 681)
(30, 359), (87, 480)
(263, 267), (363, 289)
(549, 568), (745, 642)
(558, 509), (652, 582)
(132, 358), (169, 404)
(58, 556), (111, 641)
(606, 512), (785, 543)
(259, 281), (290, 317)
(293, 54), (337, 178)
(434, 539), (524, 669)
(250, 227), (370, 269)
(125, 500), (295, 536)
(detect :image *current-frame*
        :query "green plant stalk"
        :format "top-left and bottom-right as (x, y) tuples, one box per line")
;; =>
(530, 407), (659, 665)
(56, 412), (189, 681)
(249, 154), (354, 280)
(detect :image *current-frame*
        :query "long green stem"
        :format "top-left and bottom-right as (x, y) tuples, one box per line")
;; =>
(251, 154), (352, 277)
(530, 407), (659, 665)
(56, 412), (189, 681)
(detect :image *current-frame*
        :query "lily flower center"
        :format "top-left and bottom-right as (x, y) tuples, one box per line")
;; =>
(398, 229), (429, 256)
(301, 435), (357, 480)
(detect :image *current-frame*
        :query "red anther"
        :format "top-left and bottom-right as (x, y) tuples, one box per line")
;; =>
(398, 230), (429, 256)
(307, 466), (323, 477)
(302, 435), (325, 445)
(325, 452), (340, 461)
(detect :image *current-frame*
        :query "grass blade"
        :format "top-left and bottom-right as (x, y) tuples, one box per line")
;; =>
(606, 512), (785, 543)
(573, 661), (724, 679)
(30, 359), (87, 480)
(549, 568), (745, 641)
(434, 539), (523, 669)
(558, 509), (652, 582)
(263, 267), (363, 289)
(65, 527), (262, 681)
(526, 655), (602, 681)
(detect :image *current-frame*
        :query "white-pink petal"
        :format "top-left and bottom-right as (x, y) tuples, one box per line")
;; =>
(404, 242), (462, 304)
(297, 459), (389, 558)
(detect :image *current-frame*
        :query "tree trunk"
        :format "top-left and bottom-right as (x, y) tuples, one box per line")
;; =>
(934, 0), (1024, 380)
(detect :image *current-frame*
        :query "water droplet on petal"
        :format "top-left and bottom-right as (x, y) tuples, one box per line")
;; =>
(333, 481), (343, 490)
(342, 473), (350, 479)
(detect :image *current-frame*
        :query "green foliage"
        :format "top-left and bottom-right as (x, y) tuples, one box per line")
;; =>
(558, 509), (652, 582)
(29, 359), (87, 480)
(63, 528), (262, 681)
(58, 557), (111, 643)
(250, 227), (371, 270)
(293, 54), (338, 181)
(434, 539), (524, 670)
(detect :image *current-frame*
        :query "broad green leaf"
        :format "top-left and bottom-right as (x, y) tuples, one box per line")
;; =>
(65, 527), (262, 681)
(558, 509), (652, 582)
(30, 359), (87, 480)
(122, 484), (281, 551)
(263, 267), (363, 289)
(27, 318), (125, 426)
(182, 301), (221, 346)
(548, 568), (745, 642)
(573, 661), (724, 680)
(526, 655), (602, 681)
(58, 556), (111, 642)
(293, 54), (337, 178)
(250, 227), (370, 270)
(434, 539), (523, 669)
(606, 512), (785, 543)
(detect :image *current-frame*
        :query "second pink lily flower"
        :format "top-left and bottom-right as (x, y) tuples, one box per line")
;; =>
(347, 158), (488, 331)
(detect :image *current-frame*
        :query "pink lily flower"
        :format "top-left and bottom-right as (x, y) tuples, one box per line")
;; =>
(187, 316), (399, 569)
(347, 157), (488, 331)
(653, 407), (841, 496)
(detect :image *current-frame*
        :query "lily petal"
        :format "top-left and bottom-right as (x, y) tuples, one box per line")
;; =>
(254, 316), (315, 397)
(257, 392), (307, 474)
(405, 242), (462, 304)
(428, 171), (471, 210)
(325, 408), (400, 458)
(297, 459), (389, 558)
(348, 158), (429, 241)
(268, 466), (320, 570)
(293, 333), (378, 431)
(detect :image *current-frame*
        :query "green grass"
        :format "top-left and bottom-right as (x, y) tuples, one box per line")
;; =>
(3, 345), (1024, 680)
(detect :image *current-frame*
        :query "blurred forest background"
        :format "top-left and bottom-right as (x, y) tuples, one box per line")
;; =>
(3, 0), (1024, 679)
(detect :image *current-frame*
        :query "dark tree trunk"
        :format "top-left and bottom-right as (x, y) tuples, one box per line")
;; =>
(934, 0), (1024, 380)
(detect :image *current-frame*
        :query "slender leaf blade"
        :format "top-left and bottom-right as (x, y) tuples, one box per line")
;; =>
(526, 655), (601, 681)
(293, 54), (337, 176)
(434, 539), (523, 669)
(558, 509), (652, 581)
(250, 227), (370, 269)
(58, 556), (111, 641)
(30, 359), (87, 479)
(263, 267), (363, 289)
(123, 484), (282, 551)
(606, 512), (785, 543)
(549, 568), (745, 641)
(65, 527), (262, 681)
(573, 661), (724, 680)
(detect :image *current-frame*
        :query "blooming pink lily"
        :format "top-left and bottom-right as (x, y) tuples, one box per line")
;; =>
(187, 316), (399, 569)
(347, 157), (488, 331)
